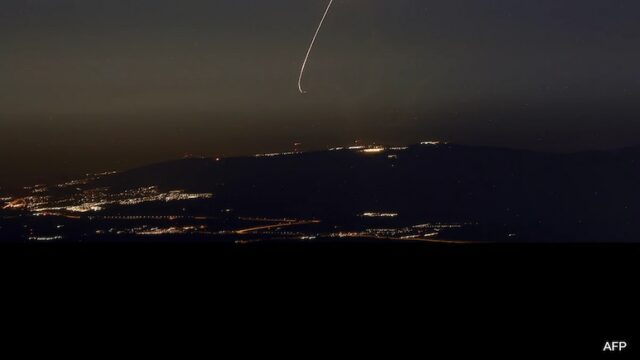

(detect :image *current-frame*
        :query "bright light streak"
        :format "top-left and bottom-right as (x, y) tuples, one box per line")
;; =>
(361, 147), (385, 154)
(298, 0), (334, 94)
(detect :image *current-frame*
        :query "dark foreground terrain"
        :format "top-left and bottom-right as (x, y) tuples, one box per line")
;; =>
(2, 142), (639, 242)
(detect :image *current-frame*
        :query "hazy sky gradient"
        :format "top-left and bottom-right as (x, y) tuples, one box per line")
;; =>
(2, 0), (640, 186)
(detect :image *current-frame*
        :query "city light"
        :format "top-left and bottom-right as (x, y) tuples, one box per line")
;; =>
(361, 212), (399, 218)
(361, 147), (385, 154)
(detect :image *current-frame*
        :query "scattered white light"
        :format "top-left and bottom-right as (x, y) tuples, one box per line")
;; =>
(361, 212), (399, 218)
(29, 235), (63, 241)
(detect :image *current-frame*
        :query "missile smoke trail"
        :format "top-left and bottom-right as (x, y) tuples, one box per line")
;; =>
(298, 0), (335, 94)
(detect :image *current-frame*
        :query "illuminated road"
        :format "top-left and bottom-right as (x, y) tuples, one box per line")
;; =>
(235, 220), (321, 235)
(2, 198), (27, 209)
(341, 234), (477, 244)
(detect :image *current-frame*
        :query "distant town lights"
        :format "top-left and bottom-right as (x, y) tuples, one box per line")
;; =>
(361, 212), (399, 218)
(361, 147), (385, 154)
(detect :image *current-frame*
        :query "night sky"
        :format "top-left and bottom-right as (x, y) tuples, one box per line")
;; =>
(2, 0), (640, 187)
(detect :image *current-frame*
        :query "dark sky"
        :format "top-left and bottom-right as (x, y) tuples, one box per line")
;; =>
(2, 0), (640, 187)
